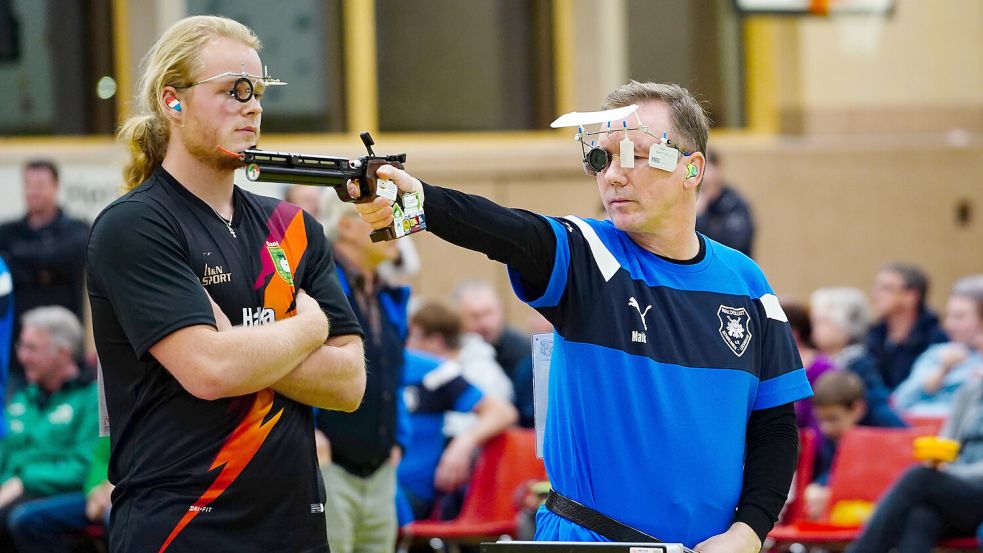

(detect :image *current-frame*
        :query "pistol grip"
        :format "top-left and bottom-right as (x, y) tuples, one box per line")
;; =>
(356, 159), (404, 204)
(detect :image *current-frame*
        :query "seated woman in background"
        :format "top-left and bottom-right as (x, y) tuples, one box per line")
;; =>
(846, 372), (983, 553)
(811, 287), (906, 428)
(893, 275), (983, 418)
(784, 302), (837, 432)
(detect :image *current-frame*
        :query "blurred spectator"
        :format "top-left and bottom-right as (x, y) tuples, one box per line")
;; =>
(804, 370), (869, 519)
(893, 275), (983, 418)
(0, 306), (98, 551)
(0, 258), (11, 410)
(8, 436), (111, 553)
(866, 263), (948, 390)
(316, 200), (406, 553)
(845, 373), (983, 553)
(695, 150), (755, 257)
(0, 160), (89, 392)
(510, 311), (554, 429)
(377, 239), (421, 286)
(811, 287), (905, 427)
(409, 300), (511, 437)
(284, 184), (324, 218)
(784, 302), (837, 432)
(453, 280), (530, 387)
(399, 302), (516, 523)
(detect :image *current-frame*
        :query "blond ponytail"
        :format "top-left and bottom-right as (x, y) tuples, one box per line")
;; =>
(117, 15), (261, 191)
(118, 114), (168, 191)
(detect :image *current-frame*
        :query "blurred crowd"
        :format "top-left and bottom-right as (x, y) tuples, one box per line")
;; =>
(0, 158), (980, 551)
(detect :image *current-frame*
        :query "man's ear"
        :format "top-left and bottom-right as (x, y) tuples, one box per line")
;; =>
(682, 151), (706, 191)
(161, 86), (184, 120)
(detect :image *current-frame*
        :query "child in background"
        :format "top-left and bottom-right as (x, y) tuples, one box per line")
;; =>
(805, 370), (868, 519)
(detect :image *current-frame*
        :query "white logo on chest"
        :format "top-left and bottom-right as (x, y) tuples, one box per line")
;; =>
(242, 307), (275, 327)
(628, 297), (652, 343)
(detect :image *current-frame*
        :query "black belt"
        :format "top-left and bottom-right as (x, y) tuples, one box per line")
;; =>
(545, 489), (660, 543)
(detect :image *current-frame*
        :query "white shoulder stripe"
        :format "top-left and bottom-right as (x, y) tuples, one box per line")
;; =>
(564, 216), (620, 282)
(422, 360), (464, 391)
(0, 272), (10, 296)
(759, 293), (788, 322)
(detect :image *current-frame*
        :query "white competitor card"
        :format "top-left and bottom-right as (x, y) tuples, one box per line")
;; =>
(648, 142), (679, 172)
(376, 179), (398, 202)
(532, 333), (554, 458)
(619, 137), (635, 168)
(402, 191), (423, 217)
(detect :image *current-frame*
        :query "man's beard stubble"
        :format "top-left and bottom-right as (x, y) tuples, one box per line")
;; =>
(183, 120), (252, 172)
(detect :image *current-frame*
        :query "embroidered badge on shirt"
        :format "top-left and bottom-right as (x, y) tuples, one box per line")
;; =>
(718, 305), (752, 357)
(266, 242), (294, 286)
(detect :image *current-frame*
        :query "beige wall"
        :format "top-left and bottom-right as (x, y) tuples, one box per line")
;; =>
(800, 0), (983, 109)
(764, 0), (983, 133)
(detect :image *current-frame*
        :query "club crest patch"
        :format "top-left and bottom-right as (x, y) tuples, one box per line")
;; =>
(267, 243), (294, 286)
(718, 305), (752, 357)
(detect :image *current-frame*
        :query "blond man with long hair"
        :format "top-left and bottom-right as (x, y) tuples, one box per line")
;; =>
(86, 16), (365, 552)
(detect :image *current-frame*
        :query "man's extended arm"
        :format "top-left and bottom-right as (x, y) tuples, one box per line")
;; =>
(353, 166), (557, 298)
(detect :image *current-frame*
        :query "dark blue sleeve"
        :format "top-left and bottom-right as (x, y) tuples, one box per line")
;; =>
(754, 296), (812, 410)
(420, 182), (557, 299)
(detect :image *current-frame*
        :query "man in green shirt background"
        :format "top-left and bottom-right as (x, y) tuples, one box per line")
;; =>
(0, 306), (98, 551)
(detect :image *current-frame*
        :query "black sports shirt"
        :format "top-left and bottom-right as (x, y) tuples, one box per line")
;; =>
(86, 167), (361, 553)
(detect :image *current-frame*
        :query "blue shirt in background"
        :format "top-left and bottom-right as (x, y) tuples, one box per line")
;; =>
(396, 350), (484, 525)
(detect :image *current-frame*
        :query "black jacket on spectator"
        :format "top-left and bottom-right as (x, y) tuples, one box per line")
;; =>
(494, 325), (531, 380)
(695, 186), (755, 258)
(864, 309), (948, 391)
(315, 257), (408, 477)
(0, 209), (89, 320)
(494, 325), (533, 426)
(0, 209), (89, 386)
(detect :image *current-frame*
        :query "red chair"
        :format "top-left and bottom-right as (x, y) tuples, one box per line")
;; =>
(902, 414), (946, 436)
(769, 426), (929, 548)
(399, 429), (547, 553)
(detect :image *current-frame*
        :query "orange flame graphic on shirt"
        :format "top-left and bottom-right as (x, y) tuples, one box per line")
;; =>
(159, 389), (283, 552)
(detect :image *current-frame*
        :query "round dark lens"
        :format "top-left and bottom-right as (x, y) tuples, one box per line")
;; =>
(586, 147), (610, 174)
(233, 78), (254, 102)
